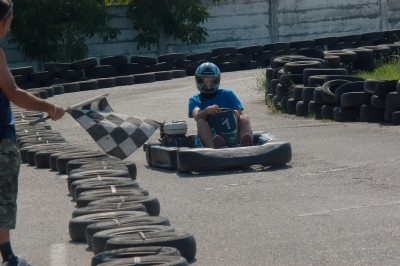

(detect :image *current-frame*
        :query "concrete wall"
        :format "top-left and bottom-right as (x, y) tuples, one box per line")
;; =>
(2, 0), (400, 69)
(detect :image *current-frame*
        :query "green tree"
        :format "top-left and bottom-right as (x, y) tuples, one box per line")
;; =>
(126, 0), (223, 50)
(10, 0), (120, 63)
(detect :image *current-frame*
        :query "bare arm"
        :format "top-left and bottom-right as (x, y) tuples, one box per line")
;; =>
(192, 105), (221, 121)
(0, 48), (64, 120)
(192, 105), (243, 121)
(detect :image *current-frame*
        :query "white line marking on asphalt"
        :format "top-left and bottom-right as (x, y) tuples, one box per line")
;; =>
(298, 200), (400, 217)
(50, 244), (67, 266)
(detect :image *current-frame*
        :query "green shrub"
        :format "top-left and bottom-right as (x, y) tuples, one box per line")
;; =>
(10, 0), (120, 62)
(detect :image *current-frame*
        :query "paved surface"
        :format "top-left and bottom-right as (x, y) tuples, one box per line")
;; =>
(11, 69), (400, 265)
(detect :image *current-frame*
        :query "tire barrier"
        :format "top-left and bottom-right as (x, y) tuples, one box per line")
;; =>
(264, 33), (400, 125)
(11, 105), (197, 264)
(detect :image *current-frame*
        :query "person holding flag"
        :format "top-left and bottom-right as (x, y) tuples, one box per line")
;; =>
(0, 1), (64, 265)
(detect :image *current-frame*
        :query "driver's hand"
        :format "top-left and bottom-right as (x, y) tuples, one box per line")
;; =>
(206, 105), (220, 115)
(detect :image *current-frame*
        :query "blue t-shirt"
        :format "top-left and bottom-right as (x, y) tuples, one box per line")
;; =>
(188, 88), (243, 118)
(0, 90), (16, 141)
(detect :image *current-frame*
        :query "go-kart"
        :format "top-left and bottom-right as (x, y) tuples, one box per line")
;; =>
(143, 109), (292, 173)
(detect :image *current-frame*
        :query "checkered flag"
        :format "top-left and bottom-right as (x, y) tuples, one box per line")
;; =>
(67, 96), (159, 160)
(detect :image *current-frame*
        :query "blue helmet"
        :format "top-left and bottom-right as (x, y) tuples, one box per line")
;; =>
(195, 62), (221, 94)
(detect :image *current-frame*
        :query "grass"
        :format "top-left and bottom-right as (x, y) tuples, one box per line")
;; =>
(251, 69), (267, 95)
(104, 0), (129, 6)
(354, 55), (400, 80)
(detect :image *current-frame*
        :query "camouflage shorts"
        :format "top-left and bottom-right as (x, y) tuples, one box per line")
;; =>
(0, 138), (20, 229)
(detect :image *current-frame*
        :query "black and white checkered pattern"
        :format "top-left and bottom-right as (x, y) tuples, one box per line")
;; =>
(68, 97), (159, 160)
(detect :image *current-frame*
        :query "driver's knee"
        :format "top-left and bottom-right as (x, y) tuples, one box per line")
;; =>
(196, 118), (209, 129)
(238, 114), (250, 124)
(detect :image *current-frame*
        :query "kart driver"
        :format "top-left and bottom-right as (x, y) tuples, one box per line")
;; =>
(188, 62), (253, 148)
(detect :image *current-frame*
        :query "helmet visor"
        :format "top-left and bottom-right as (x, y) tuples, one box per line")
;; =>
(196, 76), (220, 91)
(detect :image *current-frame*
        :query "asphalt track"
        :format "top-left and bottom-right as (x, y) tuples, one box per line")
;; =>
(12, 69), (400, 265)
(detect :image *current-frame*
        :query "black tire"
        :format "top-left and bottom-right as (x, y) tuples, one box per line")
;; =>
(292, 48), (325, 59)
(338, 34), (361, 43)
(133, 73), (155, 84)
(100, 55), (128, 66)
(334, 81), (366, 104)
(219, 62), (242, 72)
(280, 96), (289, 113)
(68, 169), (130, 192)
(308, 101), (322, 119)
(211, 47), (236, 56)
(292, 85), (303, 101)
(94, 255), (188, 266)
(333, 106), (360, 122)
(154, 71), (173, 81)
(171, 70), (186, 79)
(85, 65), (118, 79)
(105, 231), (196, 261)
(43, 62), (71, 73)
(52, 84), (65, 95)
(157, 53), (186, 62)
(91, 247), (180, 266)
(314, 36), (338, 46)
(324, 50), (357, 64)
(321, 104), (335, 120)
(115, 75), (135, 86)
(71, 57), (98, 70)
(92, 225), (175, 255)
(283, 61), (322, 75)
(177, 140), (292, 173)
(72, 177), (140, 200)
(78, 79), (99, 91)
(57, 69), (83, 80)
(29, 145), (78, 167)
(72, 202), (146, 218)
(321, 80), (352, 105)
(130, 56), (157, 66)
(391, 111), (400, 125)
(289, 40), (316, 49)
(324, 55), (341, 68)
(34, 147), (86, 169)
(10, 66), (34, 76)
(359, 104), (385, 123)
(21, 142), (69, 164)
(147, 62), (175, 72)
(118, 63), (146, 75)
(86, 216), (171, 249)
(264, 42), (290, 51)
(272, 95), (281, 110)
(340, 92), (370, 108)
(286, 98), (297, 114)
(278, 74), (303, 88)
(69, 211), (148, 242)
(87, 195), (159, 216)
(295, 101), (308, 117)
(237, 45), (263, 55)
(303, 68), (348, 86)
(276, 84), (289, 97)
(56, 151), (108, 174)
(67, 158), (136, 179)
(62, 82), (80, 93)
(386, 92), (400, 112)
(97, 78), (117, 89)
(370, 94), (386, 109)
(76, 189), (150, 208)
(186, 52), (212, 61)
(302, 87), (315, 102)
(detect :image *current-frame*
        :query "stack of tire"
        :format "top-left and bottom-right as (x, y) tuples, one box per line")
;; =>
(11, 54), (188, 92)
(11, 106), (197, 265)
(265, 45), (400, 124)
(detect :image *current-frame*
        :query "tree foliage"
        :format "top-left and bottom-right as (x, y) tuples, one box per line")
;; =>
(10, 0), (120, 62)
(126, 0), (223, 49)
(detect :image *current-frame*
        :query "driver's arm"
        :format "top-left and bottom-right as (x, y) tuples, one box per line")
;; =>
(192, 105), (220, 121)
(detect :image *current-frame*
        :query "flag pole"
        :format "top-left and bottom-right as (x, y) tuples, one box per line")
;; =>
(28, 93), (109, 126)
